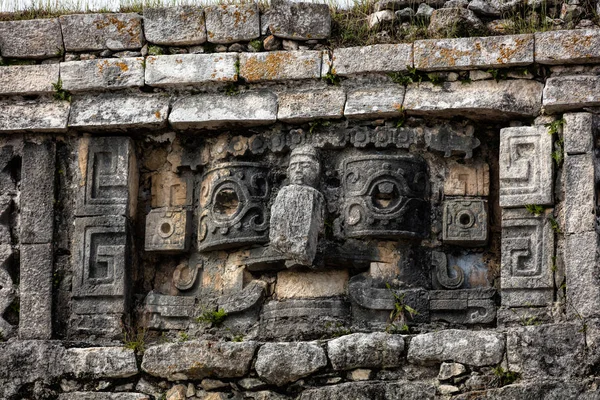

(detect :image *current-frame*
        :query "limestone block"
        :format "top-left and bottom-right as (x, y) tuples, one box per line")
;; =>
(169, 91), (277, 129)
(327, 333), (405, 370)
(58, 394), (149, 400)
(69, 93), (169, 130)
(332, 44), (413, 75)
(299, 381), (436, 400)
(543, 75), (600, 113)
(407, 329), (505, 367)
(145, 293), (195, 330)
(0, 99), (69, 133)
(143, 6), (207, 46)
(563, 112), (595, 155)
(0, 254), (16, 338)
(69, 313), (124, 339)
(151, 171), (189, 207)
(60, 58), (145, 91)
(269, 1), (331, 40)
(428, 8), (484, 38)
(414, 34), (533, 71)
(0, 64), (58, 95)
(344, 86), (405, 119)
(239, 50), (322, 82)
(0, 18), (63, 59)
(405, 79), (543, 119)
(60, 13), (144, 51)
(501, 209), (554, 307)
(145, 207), (191, 252)
(565, 232), (600, 319)
(276, 269), (348, 299)
(565, 154), (595, 234)
(205, 3), (260, 44)
(141, 340), (258, 380)
(429, 288), (496, 324)
(145, 53), (238, 87)
(535, 29), (600, 65)
(499, 125), (553, 207)
(277, 88), (346, 123)
(63, 347), (138, 378)
(444, 161), (489, 196)
(438, 362), (467, 380)
(255, 342), (327, 386)
(442, 199), (488, 246)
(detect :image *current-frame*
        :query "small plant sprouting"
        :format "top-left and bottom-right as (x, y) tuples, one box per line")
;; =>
(234, 58), (241, 76)
(389, 66), (422, 87)
(323, 71), (341, 86)
(552, 145), (564, 167)
(546, 118), (565, 136)
(232, 334), (244, 342)
(394, 105), (406, 128)
(123, 327), (147, 353)
(492, 366), (520, 387)
(486, 68), (507, 82)
(197, 308), (228, 327)
(147, 45), (165, 56)
(325, 321), (352, 338)
(249, 39), (263, 52)
(548, 215), (561, 234)
(178, 331), (189, 342)
(224, 82), (240, 96)
(52, 79), (71, 102)
(427, 73), (445, 86)
(551, 256), (558, 273)
(459, 76), (472, 85)
(309, 120), (331, 134)
(525, 204), (544, 216)
(385, 283), (418, 334)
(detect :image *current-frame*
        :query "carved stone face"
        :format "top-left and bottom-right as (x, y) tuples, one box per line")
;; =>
(288, 152), (320, 188)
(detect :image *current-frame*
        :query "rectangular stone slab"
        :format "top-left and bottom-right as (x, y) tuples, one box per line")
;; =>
(563, 113), (595, 155)
(278, 88), (346, 123)
(60, 58), (145, 91)
(543, 75), (600, 113)
(535, 29), (600, 65)
(19, 243), (53, 339)
(205, 3), (260, 44)
(145, 53), (238, 86)
(0, 99), (70, 132)
(564, 154), (596, 234)
(239, 50), (322, 82)
(332, 44), (413, 75)
(59, 13), (144, 51)
(565, 232), (600, 319)
(344, 86), (405, 120)
(143, 5), (207, 46)
(0, 18), (63, 59)
(0, 64), (59, 95)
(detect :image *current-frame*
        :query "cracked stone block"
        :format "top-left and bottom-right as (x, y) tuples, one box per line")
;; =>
(444, 161), (489, 196)
(565, 232), (600, 319)
(239, 50), (322, 82)
(442, 199), (488, 246)
(499, 125), (553, 207)
(564, 154), (595, 234)
(269, 1), (331, 40)
(19, 243), (53, 340)
(145, 53), (238, 87)
(332, 44), (413, 75)
(0, 64), (58, 95)
(145, 207), (191, 252)
(563, 112), (595, 155)
(543, 75), (600, 114)
(276, 269), (348, 298)
(0, 99), (69, 133)
(60, 13), (144, 51)
(277, 88), (346, 123)
(344, 86), (405, 120)
(327, 333), (405, 371)
(255, 342), (327, 386)
(60, 58), (145, 91)
(205, 3), (260, 44)
(0, 18), (63, 59)
(535, 29), (600, 65)
(63, 347), (139, 378)
(143, 6), (206, 46)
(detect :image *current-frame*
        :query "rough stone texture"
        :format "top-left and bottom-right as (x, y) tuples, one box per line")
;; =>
(19, 244), (53, 340)
(442, 199), (488, 246)
(0, 18), (63, 59)
(145, 53), (238, 86)
(438, 362), (467, 380)
(141, 340), (257, 380)
(414, 34), (533, 71)
(327, 333), (405, 371)
(239, 50), (322, 82)
(276, 269), (348, 298)
(278, 88), (346, 123)
(0, 64), (59, 95)
(565, 233), (600, 319)
(145, 207), (191, 252)
(344, 86), (405, 119)
(58, 394), (149, 400)
(299, 381), (436, 400)
(367, 10), (395, 29)
(453, 380), (587, 400)
(64, 347), (139, 378)
(564, 154), (595, 234)
(408, 329), (505, 367)
(332, 44), (412, 75)
(69, 93), (169, 129)
(170, 92), (277, 129)
(60, 13), (144, 51)
(255, 342), (327, 386)
(544, 75), (600, 113)
(0, 99), (70, 132)
(536, 29), (600, 65)
(269, 1), (331, 40)
(430, 289), (496, 324)
(205, 3), (260, 44)
(444, 161), (489, 196)
(143, 6), (206, 46)
(60, 58), (145, 91)
(564, 112), (595, 155)
(428, 8), (484, 38)
(404, 79), (543, 119)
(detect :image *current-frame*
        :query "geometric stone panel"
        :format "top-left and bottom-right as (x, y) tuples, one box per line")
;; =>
(442, 199), (488, 246)
(151, 171), (189, 208)
(499, 126), (553, 207)
(501, 208), (554, 307)
(429, 288), (496, 325)
(444, 161), (489, 196)
(145, 207), (191, 252)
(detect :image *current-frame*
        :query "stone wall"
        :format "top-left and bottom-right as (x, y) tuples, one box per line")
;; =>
(2, 1), (600, 399)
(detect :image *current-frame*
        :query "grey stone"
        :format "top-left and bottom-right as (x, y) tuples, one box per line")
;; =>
(332, 44), (412, 75)
(58, 394), (149, 400)
(145, 292), (195, 330)
(145, 207), (191, 252)
(454, 380), (586, 400)
(145, 53), (238, 87)
(432, 251), (465, 290)
(60, 58), (145, 91)
(425, 124), (480, 158)
(143, 6), (207, 46)
(0, 64), (58, 95)
(429, 288), (496, 325)
(444, 0), (469, 8)
(245, 390), (290, 400)
(299, 381), (436, 400)
(565, 154), (595, 234)
(69, 93), (169, 130)
(200, 379), (229, 390)
(255, 342), (327, 386)
(0, 99), (69, 133)
(395, 8), (415, 20)
(564, 112), (595, 154)
(238, 378), (268, 390)
(405, 80), (543, 119)
(263, 35), (282, 51)
(218, 280), (266, 314)
(469, 69), (493, 80)
(543, 75), (600, 113)
(414, 34), (533, 71)
(438, 362), (467, 380)
(0, 256), (16, 338)
(438, 385), (460, 395)
(277, 88), (346, 123)
(63, 347), (138, 378)
(269, 1), (331, 40)
(60, 13), (144, 51)
(499, 126), (553, 207)
(408, 329), (505, 367)
(0, 18), (63, 59)
(442, 199), (488, 246)
(415, 3), (434, 21)
(205, 3), (260, 44)
(367, 10), (396, 29)
(141, 340), (258, 380)
(69, 313), (124, 339)
(536, 29), (600, 65)
(170, 91), (277, 129)
(327, 333), (405, 371)
(428, 8), (485, 38)
(282, 39), (300, 51)
(239, 50), (322, 82)
(19, 243), (53, 340)
(344, 86), (405, 120)
(565, 233), (600, 319)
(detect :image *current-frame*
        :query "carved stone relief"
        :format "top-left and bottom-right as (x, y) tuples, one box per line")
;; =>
(145, 207), (191, 252)
(444, 161), (489, 197)
(442, 199), (488, 246)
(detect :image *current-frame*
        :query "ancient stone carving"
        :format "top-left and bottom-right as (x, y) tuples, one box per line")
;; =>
(173, 257), (202, 292)
(198, 162), (270, 252)
(432, 251), (465, 290)
(145, 292), (195, 330)
(0, 259), (16, 337)
(444, 161), (490, 197)
(499, 126), (553, 207)
(430, 289), (496, 325)
(151, 171), (189, 208)
(145, 207), (191, 252)
(442, 199), (488, 246)
(426, 125), (480, 159)
(340, 154), (429, 239)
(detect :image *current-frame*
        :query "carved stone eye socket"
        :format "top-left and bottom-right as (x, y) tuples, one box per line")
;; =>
(372, 182), (399, 209)
(457, 210), (475, 228)
(214, 189), (240, 216)
(459, 213), (471, 226)
(160, 222), (171, 234)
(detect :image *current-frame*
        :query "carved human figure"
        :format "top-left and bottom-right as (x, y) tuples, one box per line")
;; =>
(269, 146), (325, 266)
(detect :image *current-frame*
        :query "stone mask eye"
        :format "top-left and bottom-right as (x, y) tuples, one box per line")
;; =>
(372, 182), (399, 209)
(214, 189), (240, 216)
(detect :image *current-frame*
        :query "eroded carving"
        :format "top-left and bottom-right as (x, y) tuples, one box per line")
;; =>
(145, 207), (191, 252)
(430, 288), (496, 325)
(426, 125), (480, 159)
(432, 251), (465, 290)
(442, 199), (488, 246)
(444, 161), (490, 197)
(0, 258), (16, 337)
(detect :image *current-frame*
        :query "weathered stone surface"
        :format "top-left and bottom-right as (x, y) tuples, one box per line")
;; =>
(454, 380), (586, 400)
(19, 244), (53, 340)
(255, 342), (327, 386)
(429, 289), (496, 325)
(240, 50), (322, 82)
(60, 13), (144, 51)
(60, 58), (144, 91)
(299, 381), (436, 400)
(145, 207), (191, 252)
(0, 99), (69, 132)
(438, 362), (467, 380)
(499, 126), (553, 207)
(205, 3), (260, 44)
(565, 154), (595, 234)
(564, 113), (595, 155)
(151, 171), (189, 208)
(64, 347), (138, 378)
(344, 86), (405, 119)
(428, 8), (485, 38)
(146, 53), (238, 86)
(543, 75), (600, 113)
(170, 92), (277, 129)
(145, 293), (195, 330)
(327, 333), (405, 371)
(276, 269), (348, 298)
(142, 340), (257, 380)
(444, 161), (489, 196)
(414, 34), (533, 71)
(0, 64), (58, 95)
(143, 6), (206, 46)
(0, 18), (63, 59)
(442, 199), (488, 246)
(405, 79), (543, 119)
(269, 1), (331, 40)
(332, 44), (412, 75)
(565, 233), (600, 319)
(59, 394), (149, 400)
(278, 88), (346, 123)
(408, 329), (505, 367)
(536, 29), (600, 65)
(367, 10), (396, 29)
(69, 93), (169, 129)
